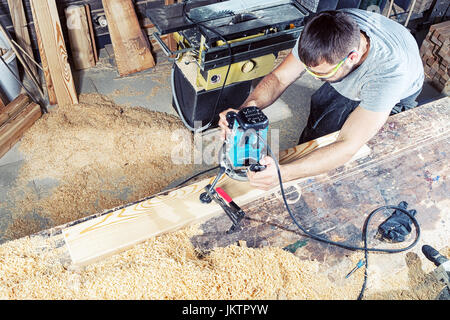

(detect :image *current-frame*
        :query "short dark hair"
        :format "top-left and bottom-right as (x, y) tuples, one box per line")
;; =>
(298, 11), (360, 67)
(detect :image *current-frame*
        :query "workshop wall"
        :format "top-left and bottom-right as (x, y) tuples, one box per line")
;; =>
(0, 0), (164, 61)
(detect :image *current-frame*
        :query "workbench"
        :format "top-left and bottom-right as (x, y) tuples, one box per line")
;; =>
(191, 96), (449, 291)
(21, 96), (450, 295)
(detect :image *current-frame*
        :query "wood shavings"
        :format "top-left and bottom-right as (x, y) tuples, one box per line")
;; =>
(1, 92), (447, 300)
(3, 93), (194, 240)
(1, 224), (446, 300)
(0, 226), (358, 299)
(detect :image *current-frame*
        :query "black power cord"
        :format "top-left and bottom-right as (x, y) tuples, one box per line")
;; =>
(174, 2), (421, 299)
(176, 134), (421, 299)
(263, 139), (420, 300)
(175, 165), (219, 188)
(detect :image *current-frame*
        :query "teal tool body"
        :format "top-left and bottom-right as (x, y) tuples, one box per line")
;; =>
(227, 107), (269, 169)
(199, 106), (269, 233)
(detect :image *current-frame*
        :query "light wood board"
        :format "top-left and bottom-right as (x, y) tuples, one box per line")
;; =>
(102, 0), (155, 77)
(31, 1), (57, 105)
(31, 0), (78, 106)
(62, 131), (370, 266)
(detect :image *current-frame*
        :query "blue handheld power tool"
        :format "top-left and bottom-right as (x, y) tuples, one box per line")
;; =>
(199, 106), (269, 232)
(223, 106), (269, 179)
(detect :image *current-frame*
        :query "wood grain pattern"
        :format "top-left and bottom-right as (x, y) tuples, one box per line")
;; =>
(65, 5), (97, 70)
(31, 1), (57, 105)
(31, 0), (78, 106)
(164, 0), (177, 53)
(0, 94), (30, 127)
(102, 0), (155, 77)
(62, 132), (370, 266)
(7, 0), (37, 79)
(84, 4), (98, 64)
(0, 102), (42, 159)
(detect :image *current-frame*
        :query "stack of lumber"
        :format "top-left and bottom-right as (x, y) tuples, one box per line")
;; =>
(0, 94), (42, 158)
(420, 20), (450, 95)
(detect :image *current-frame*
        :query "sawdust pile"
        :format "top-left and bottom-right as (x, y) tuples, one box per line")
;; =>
(0, 226), (446, 300)
(0, 226), (356, 300)
(3, 93), (194, 240)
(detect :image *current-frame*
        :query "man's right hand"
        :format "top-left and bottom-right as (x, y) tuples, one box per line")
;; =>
(218, 108), (239, 140)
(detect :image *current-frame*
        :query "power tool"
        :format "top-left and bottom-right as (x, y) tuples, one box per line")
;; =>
(422, 245), (450, 300)
(146, 0), (308, 131)
(376, 201), (417, 243)
(199, 106), (269, 233)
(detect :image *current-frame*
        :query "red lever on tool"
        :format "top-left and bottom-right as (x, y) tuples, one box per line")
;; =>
(216, 187), (232, 203)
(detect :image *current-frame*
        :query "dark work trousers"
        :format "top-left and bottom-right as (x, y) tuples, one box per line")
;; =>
(298, 83), (422, 144)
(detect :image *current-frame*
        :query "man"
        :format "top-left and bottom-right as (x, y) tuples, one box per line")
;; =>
(218, 8), (424, 190)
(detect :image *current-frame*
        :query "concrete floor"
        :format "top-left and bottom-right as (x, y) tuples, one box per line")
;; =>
(0, 47), (444, 243)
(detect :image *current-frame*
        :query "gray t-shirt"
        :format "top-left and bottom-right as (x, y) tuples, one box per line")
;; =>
(292, 8), (424, 112)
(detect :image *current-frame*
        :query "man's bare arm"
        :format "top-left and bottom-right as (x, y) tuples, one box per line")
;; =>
(240, 52), (306, 110)
(280, 106), (390, 181)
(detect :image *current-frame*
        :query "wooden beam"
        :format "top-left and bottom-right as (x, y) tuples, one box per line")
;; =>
(7, 0), (38, 80)
(62, 132), (370, 266)
(0, 93), (30, 127)
(65, 5), (97, 70)
(0, 102), (42, 159)
(164, 0), (177, 53)
(31, 1), (57, 105)
(102, 0), (156, 77)
(31, 0), (78, 106)
(84, 4), (99, 64)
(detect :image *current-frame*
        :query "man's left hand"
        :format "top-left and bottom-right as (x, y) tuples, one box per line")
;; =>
(247, 156), (281, 190)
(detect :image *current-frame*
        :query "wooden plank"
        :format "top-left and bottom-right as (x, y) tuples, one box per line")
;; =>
(31, 0), (78, 106)
(31, 0), (57, 106)
(62, 132), (370, 266)
(164, 0), (177, 53)
(84, 4), (98, 64)
(102, 0), (155, 77)
(0, 93), (30, 127)
(65, 5), (97, 70)
(7, 0), (38, 80)
(0, 102), (42, 159)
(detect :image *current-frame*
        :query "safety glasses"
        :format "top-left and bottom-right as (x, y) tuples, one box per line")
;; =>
(304, 50), (356, 79)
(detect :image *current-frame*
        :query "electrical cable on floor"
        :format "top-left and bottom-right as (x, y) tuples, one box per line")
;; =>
(262, 138), (421, 300)
(176, 134), (421, 299)
(175, 165), (220, 188)
(171, 2), (421, 299)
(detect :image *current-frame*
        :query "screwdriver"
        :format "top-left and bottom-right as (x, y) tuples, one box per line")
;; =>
(345, 259), (365, 279)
